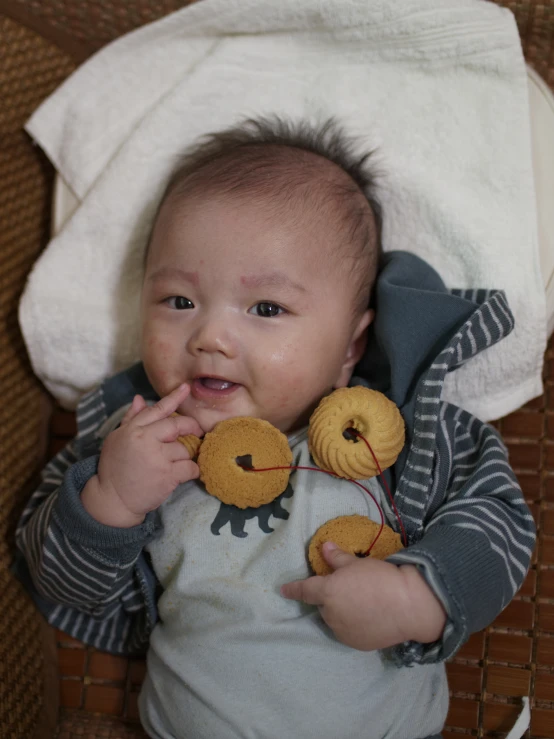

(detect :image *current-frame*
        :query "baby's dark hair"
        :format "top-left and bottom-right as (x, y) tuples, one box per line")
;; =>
(147, 116), (382, 314)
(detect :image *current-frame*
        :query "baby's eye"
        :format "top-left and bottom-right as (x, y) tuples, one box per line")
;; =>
(166, 296), (194, 310)
(249, 302), (284, 318)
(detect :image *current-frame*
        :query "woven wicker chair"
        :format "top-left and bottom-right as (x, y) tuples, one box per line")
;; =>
(1, 1), (553, 737)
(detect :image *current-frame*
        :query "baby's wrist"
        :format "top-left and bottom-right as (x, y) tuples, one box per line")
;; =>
(397, 564), (447, 644)
(81, 475), (145, 528)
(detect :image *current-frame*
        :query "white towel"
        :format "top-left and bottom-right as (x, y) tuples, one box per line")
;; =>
(19, 0), (546, 420)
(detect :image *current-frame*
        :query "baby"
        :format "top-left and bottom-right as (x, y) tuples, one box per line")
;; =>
(15, 116), (535, 739)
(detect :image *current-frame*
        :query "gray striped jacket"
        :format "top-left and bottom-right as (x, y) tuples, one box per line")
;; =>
(13, 254), (536, 665)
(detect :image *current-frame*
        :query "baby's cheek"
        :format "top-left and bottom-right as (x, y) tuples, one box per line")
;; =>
(269, 366), (316, 409)
(270, 388), (297, 412)
(146, 336), (173, 361)
(142, 337), (177, 392)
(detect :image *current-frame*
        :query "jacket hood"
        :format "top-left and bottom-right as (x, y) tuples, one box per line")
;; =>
(355, 250), (491, 407)
(353, 249), (514, 492)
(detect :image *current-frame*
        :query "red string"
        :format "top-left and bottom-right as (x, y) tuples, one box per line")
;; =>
(350, 430), (407, 547)
(242, 463), (385, 555)
(238, 430), (408, 556)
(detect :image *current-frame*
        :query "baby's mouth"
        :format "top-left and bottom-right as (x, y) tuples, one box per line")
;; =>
(191, 376), (241, 400)
(199, 377), (235, 390)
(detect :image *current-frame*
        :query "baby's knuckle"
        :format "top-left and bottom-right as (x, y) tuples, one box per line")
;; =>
(130, 426), (146, 444)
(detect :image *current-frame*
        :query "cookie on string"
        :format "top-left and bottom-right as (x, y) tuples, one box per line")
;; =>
(309, 387), (405, 479)
(197, 417), (292, 509)
(309, 515), (404, 576)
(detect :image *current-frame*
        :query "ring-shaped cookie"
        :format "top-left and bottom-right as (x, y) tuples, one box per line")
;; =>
(198, 417), (293, 509)
(308, 386), (405, 479)
(309, 514), (404, 576)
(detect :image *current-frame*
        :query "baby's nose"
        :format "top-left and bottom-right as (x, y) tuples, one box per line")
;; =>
(187, 317), (236, 357)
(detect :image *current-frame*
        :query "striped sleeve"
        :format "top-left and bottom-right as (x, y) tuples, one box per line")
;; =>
(387, 402), (535, 666)
(13, 385), (161, 656)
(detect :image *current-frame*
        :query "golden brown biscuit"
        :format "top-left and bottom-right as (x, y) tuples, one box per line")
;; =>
(309, 514), (404, 576)
(308, 386), (405, 479)
(198, 417), (293, 509)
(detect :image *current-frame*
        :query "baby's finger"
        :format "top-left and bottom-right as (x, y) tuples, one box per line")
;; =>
(165, 432), (203, 461)
(321, 542), (358, 570)
(172, 459), (200, 484)
(280, 576), (326, 606)
(119, 395), (147, 426)
(166, 442), (194, 462)
(156, 414), (204, 443)
(134, 384), (191, 427)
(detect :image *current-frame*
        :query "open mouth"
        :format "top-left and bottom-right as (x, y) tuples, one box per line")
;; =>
(198, 377), (235, 391)
(191, 376), (241, 400)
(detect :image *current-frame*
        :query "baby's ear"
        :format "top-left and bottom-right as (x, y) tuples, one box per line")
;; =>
(335, 309), (374, 388)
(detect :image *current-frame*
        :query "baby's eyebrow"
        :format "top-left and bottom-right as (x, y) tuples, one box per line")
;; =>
(241, 272), (306, 293)
(147, 267), (199, 286)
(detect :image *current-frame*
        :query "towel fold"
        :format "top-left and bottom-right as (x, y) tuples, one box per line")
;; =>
(19, 0), (546, 420)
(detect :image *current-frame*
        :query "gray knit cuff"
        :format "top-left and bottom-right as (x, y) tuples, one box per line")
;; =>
(386, 525), (513, 666)
(53, 455), (161, 554)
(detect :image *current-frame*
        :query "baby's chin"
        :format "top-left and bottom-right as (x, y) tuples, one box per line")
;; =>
(177, 403), (296, 436)
(181, 406), (250, 435)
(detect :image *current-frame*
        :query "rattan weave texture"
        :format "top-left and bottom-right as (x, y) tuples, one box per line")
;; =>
(0, 13), (75, 739)
(0, 0), (193, 62)
(500, 0), (554, 87)
(0, 0), (553, 737)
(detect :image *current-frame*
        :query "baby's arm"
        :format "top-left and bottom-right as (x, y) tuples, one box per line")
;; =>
(14, 433), (157, 655)
(14, 382), (201, 655)
(384, 402), (536, 664)
(283, 402), (535, 660)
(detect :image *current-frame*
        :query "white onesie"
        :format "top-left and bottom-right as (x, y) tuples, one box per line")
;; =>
(139, 427), (448, 739)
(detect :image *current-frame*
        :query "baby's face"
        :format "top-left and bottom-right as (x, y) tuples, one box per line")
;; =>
(140, 195), (372, 434)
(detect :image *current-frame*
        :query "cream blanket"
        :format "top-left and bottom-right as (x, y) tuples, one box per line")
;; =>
(19, 0), (545, 420)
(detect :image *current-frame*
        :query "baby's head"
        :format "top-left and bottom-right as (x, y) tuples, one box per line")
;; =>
(140, 117), (381, 434)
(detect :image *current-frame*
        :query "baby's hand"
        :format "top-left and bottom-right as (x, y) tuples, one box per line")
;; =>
(81, 384), (203, 528)
(281, 542), (446, 651)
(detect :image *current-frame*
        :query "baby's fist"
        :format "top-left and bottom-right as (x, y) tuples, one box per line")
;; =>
(281, 542), (446, 651)
(82, 384), (202, 527)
